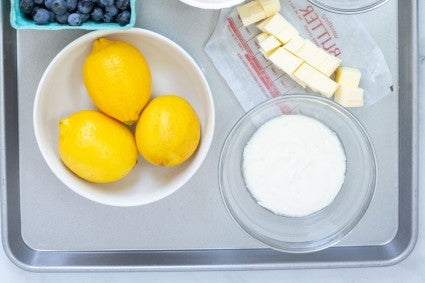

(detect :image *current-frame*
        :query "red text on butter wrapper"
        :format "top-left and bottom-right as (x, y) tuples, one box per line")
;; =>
(299, 5), (342, 57)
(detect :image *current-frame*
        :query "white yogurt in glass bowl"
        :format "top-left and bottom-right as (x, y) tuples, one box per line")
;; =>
(243, 115), (346, 217)
(219, 94), (376, 253)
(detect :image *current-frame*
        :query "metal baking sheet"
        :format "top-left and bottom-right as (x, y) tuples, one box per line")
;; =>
(0, 0), (418, 271)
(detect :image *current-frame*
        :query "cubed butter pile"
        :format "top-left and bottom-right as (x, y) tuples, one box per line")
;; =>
(237, 0), (364, 107)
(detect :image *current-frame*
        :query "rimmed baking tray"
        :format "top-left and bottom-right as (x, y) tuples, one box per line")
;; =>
(0, 0), (418, 271)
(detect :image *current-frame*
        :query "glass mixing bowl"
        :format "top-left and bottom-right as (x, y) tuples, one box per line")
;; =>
(308, 0), (390, 14)
(219, 94), (377, 253)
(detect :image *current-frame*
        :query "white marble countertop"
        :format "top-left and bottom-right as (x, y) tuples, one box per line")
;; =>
(1, 2), (424, 282)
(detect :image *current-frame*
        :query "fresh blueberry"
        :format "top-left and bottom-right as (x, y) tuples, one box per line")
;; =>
(67, 12), (82, 25)
(34, 0), (44, 4)
(77, 0), (94, 14)
(55, 11), (69, 23)
(105, 5), (118, 17)
(90, 7), (103, 21)
(32, 8), (50, 24)
(19, 0), (35, 14)
(48, 10), (56, 21)
(115, 0), (129, 10)
(44, 0), (54, 9)
(78, 12), (90, 22)
(98, 0), (113, 7)
(116, 10), (130, 26)
(65, 0), (77, 11)
(102, 13), (114, 23)
(51, 0), (67, 15)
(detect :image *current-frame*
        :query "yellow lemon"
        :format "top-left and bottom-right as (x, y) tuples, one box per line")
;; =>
(58, 110), (138, 183)
(135, 95), (201, 166)
(83, 38), (151, 124)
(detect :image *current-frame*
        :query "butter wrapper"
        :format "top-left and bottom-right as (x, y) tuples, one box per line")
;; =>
(205, 0), (393, 110)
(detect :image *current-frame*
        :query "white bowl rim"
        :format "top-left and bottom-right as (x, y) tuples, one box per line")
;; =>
(178, 0), (244, 9)
(33, 28), (215, 207)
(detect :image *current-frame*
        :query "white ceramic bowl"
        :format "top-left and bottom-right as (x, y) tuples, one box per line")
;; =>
(34, 28), (215, 207)
(179, 0), (244, 9)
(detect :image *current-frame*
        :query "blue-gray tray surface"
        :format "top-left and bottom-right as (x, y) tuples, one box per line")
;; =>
(0, 0), (418, 271)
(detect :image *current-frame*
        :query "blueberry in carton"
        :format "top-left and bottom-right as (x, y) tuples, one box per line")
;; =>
(10, 0), (136, 30)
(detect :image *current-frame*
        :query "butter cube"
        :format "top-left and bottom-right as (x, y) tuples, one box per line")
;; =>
(237, 1), (267, 26)
(317, 56), (341, 77)
(274, 27), (299, 45)
(268, 47), (303, 75)
(259, 47), (279, 58)
(258, 0), (281, 17)
(294, 40), (341, 77)
(335, 67), (362, 88)
(256, 16), (272, 32)
(283, 35), (306, 54)
(296, 41), (327, 71)
(290, 75), (307, 88)
(258, 35), (281, 54)
(256, 13), (296, 36)
(334, 86), (364, 107)
(256, 32), (270, 43)
(293, 63), (339, 98)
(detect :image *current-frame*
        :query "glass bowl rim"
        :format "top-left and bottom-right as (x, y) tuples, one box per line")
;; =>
(307, 0), (390, 14)
(218, 94), (378, 253)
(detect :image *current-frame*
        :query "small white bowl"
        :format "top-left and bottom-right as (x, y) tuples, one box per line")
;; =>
(34, 28), (215, 207)
(179, 0), (244, 9)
